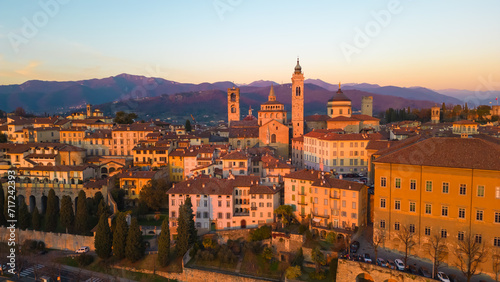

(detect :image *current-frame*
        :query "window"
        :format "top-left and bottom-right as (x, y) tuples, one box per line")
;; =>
(342, 200), (346, 207)
(226, 213), (231, 219)
(497, 187), (500, 199)
(441, 229), (447, 238)
(314, 197), (318, 204)
(425, 204), (432, 214)
(460, 184), (467, 195)
(476, 210), (483, 221)
(352, 202), (356, 209)
(324, 199), (328, 205)
(441, 206), (448, 217)
(380, 198), (386, 208)
(425, 227), (431, 236)
(218, 213), (222, 219)
(292, 185), (295, 191)
(426, 181), (432, 192)
(409, 224), (415, 233)
(292, 195), (295, 201)
(171, 211), (176, 218)
(475, 234), (482, 243)
(458, 231), (464, 241)
(380, 220), (386, 229)
(394, 200), (401, 210)
(458, 208), (466, 219)
(395, 178), (401, 189)
(494, 237), (500, 247)
(477, 185), (484, 197)
(394, 222), (400, 231)
(218, 201), (222, 207)
(496, 212), (500, 223)
(380, 177), (387, 187)
(442, 182), (449, 194)
(409, 202), (416, 212)
(410, 180), (416, 190)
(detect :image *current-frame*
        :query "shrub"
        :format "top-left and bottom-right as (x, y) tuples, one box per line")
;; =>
(326, 232), (336, 244)
(285, 266), (302, 279)
(37, 241), (45, 250)
(261, 247), (273, 261)
(309, 271), (326, 280)
(76, 254), (94, 266)
(250, 225), (272, 241)
(298, 224), (308, 234)
(244, 241), (262, 254)
(202, 237), (217, 250)
(292, 248), (304, 267)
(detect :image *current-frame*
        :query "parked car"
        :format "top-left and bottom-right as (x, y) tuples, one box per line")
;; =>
(419, 266), (432, 278)
(376, 258), (388, 267)
(387, 259), (396, 269)
(363, 253), (372, 263)
(436, 272), (451, 282)
(394, 259), (405, 271)
(350, 241), (360, 253)
(447, 274), (458, 282)
(75, 246), (90, 254)
(406, 264), (418, 274)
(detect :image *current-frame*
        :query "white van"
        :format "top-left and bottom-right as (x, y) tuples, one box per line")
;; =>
(40, 276), (53, 282)
(75, 246), (90, 254)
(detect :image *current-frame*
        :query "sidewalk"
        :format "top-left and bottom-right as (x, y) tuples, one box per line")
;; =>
(61, 265), (137, 282)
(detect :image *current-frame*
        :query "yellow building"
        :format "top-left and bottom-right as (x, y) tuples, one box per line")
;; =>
(373, 136), (500, 279)
(284, 169), (367, 230)
(117, 170), (158, 205)
(169, 148), (187, 182)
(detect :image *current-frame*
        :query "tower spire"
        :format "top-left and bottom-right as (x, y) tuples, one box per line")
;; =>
(269, 84), (276, 101)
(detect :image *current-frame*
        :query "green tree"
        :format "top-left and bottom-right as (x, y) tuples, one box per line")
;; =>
(60, 195), (74, 233)
(94, 214), (112, 259)
(312, 247), (326, 273)
(18, 201), (31, 230)
(262, 247), (274, 261)
(97, 199), (110, 220)
(250, 225), (272, 241)
(157, 217), (171, 267)
(185, 119), (192, 132)
(139, 178), (170, 211)
(114, 111), (138, 124)
(112, 213), (128, 259)
(44, 189), (58, 232)
(92, 192), (104, 216)
(176, 204), (189, 256)
(185, 196), (197, 246)
(0, 133), (7, 143)
(125, 218), (144, 262)
(274, 205), (293, 227)
(32, 207), (41, 231)
(0, 184), (7, 226)
(285, 266), (302, 279)
(111, 187), (125, 211)
(292, 247), (304, 267)
(75, 190), (89, 235)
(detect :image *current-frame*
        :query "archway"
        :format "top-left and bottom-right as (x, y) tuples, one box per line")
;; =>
(29, 195), (36, 213)
(241, 219), (246, 229)
(41, 195), (48, 214)
(211, 222), (216, 231)
(356, 273), (374, 282)
(18, 195), (25, 206)
(101, 167), (108, 174)
(271, 134), (276, 143)
(320, 230), (327, 239)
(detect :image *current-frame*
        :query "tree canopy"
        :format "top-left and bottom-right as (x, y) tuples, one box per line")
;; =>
(114, 111), (138, 124)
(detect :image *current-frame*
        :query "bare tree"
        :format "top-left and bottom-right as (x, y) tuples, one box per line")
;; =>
(425, 233), (447, 278)
(492, 249), (500, 282)
(369, 228), (386, 262)
(455, 233), (488, 282)
(394, 224), (416, 267)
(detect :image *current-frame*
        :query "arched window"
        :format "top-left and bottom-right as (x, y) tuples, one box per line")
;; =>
(271, 134), (276, 143)
(230, 93), (236, 102)
(235, 189), (238, 196)
(296, 87), (301, 96)
(270, 113), (274, 118)
(237, 140), (241, 147)
(246, 140), (251, 147)
(231, 105), (236, 113)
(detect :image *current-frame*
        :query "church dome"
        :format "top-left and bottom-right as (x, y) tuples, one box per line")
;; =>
(328, 83), (351, 102)
(294, 58), (302, 74)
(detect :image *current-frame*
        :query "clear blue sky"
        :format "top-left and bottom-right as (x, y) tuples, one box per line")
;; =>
(1, 0), (499, 90)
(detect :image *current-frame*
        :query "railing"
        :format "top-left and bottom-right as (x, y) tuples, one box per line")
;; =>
(297, 201), (308, 206)
(330, 194), (340, 199)
(251, 207), (257, 211)
(313, 212), (329, 219)
(298, 191), (307, 196)
(233, 212), (249, 217)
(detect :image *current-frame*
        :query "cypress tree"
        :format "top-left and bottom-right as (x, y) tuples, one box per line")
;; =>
(176, 204), (189, 256)
(97, 199), (110, 220)
(75, 190), (89, 235)
(157, 217), (171, 266)
(94, 213), (113, 259)
(0, 184), (6, 226)
(60, 195), (74, 233)
(45, 189), (58, 232)
(125, 218), (144, 262)
(32, 207), (41, 231)
(185, 196), (197, 245)
(92, 192), (104, 216)
(18, 201), (31, 230)
(113, 213), (128, 259)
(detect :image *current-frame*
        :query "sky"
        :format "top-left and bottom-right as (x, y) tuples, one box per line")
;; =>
(0, 0), (499, 91)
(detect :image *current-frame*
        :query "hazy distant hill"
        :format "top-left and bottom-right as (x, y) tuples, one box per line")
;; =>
(435, 88), (500, 106)
(305, 79), (461, 105)
(0, 74), (441, 120)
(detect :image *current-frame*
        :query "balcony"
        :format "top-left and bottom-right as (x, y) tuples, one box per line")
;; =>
(313, 212), (329, 219)
(298, 191), (307, 196)
(251, 207), (257, 211)
(297, 201), (308, 206)
(330, 194), (340, 199)
(299, 212), (307, 217)
(233, 212), (249, 217)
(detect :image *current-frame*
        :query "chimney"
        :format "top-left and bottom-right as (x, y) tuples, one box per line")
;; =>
(273, 184), (276, 190)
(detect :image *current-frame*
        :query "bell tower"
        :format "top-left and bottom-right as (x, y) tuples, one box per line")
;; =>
(431, 106), (440, 124)
(291, 58), (304, 138)
(86, 104), (92, 118)
(227, 87), (240, 126)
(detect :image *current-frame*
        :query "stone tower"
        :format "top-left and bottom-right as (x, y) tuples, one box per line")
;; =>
(361, 96), (373, 117)
(291, 58), (304, 138)
(492, 105), (500, 117)
(227, 87), (240, 126)
(86, 104), (92, 118)
(431, 106), (440, 123)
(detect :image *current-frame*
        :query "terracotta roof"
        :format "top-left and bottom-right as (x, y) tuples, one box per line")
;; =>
(167, 175), (260, 195)
(83, 179), (108, 189)
(230, 120), (259, 127)
(221, 151), (248, 160)
(291, 136), (304, 142)
(249, 185), (279, 194)
(365, 140), (393, 151)
(374, 137), (500, 170)
(453, 120), (478, 125)
(25, 153), (58, 159)
(312, 177), (366, 191)
(85, 129), (112, 139)
(116, 170), (157, 179)
(305, 131), (383, 141)
(327, 116), (358, 122)
(229, 127), (259, 138)
(16, 165), (92, 171)
(284, 169), (327, 181)
(351, 114), (380, 122)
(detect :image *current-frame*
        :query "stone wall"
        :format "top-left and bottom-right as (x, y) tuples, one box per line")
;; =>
(113, 265), (276, 282)
(269, 232), (304, 254)
(336, 259), (436, 282)
(0, 228), (94, 252)
(217, 228), (253, 244)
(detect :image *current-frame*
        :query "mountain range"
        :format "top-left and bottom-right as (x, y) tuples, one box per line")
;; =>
(0, 74), (467, 123)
